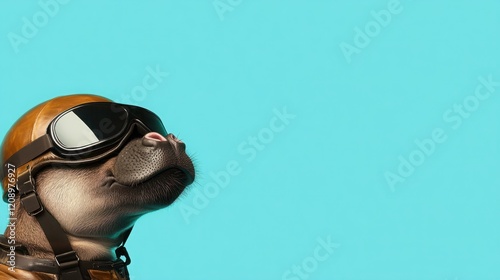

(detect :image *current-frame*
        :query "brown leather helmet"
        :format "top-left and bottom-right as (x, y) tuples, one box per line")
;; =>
(1, 94), (112, 202)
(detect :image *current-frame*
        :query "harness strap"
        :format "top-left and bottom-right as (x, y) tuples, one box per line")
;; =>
(115, 227), (132, 266)
(17, 170), (84, 280)
(0, 235), (129, 276)
(7, 166), (132, 279)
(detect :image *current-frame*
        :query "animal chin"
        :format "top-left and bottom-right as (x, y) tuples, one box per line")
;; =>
(133, 168), (192, 206)
(129, 165), (194, 188)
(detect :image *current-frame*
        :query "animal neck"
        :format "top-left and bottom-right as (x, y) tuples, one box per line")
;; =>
(4, 202), (126, 261)
(0, 230), (131, 280)
(0, 205), (132, 280)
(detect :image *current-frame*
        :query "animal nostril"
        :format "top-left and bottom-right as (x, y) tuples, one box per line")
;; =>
(167, 133), (184, 144)
(144, 132), (167, 141)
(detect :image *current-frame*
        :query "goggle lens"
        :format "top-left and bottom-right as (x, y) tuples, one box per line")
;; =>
(53, 103), (128, 149)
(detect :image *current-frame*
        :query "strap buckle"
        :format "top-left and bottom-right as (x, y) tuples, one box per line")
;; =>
(20, 192), (44, 216)
(115, 246), (131, 266)
(18, 170), (43, 216)
(55, 251), (80, 270)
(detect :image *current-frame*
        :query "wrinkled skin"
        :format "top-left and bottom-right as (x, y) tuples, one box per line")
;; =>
(9, 132), (194, 261)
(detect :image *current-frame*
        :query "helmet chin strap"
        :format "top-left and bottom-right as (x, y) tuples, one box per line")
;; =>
(1, 168), (132, 280)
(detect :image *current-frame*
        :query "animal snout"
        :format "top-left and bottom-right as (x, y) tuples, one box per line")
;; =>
(142, 132), (186, 151)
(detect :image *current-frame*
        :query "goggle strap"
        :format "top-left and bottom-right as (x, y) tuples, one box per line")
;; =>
(3, 134), (53, 173)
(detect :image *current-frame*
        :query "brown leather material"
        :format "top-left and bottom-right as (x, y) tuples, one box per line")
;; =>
(1, 94), (112, 198)
(0, 263), (128, 280)
(87, 269), (128, 280)
(0, 263), (57, 280)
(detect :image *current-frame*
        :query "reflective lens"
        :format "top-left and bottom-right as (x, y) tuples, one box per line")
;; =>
(52, 103), (128, 148)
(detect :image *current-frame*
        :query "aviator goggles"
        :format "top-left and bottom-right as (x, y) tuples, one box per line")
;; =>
(4, 102), (167, 170)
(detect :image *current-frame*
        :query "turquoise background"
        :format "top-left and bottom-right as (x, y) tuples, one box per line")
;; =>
(1, 1), (500, 279)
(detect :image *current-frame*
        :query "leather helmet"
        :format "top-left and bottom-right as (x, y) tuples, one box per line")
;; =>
(1, 94), (112, 201)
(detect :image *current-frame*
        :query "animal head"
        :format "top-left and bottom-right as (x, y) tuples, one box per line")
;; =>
(1, 94), (195, 261)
